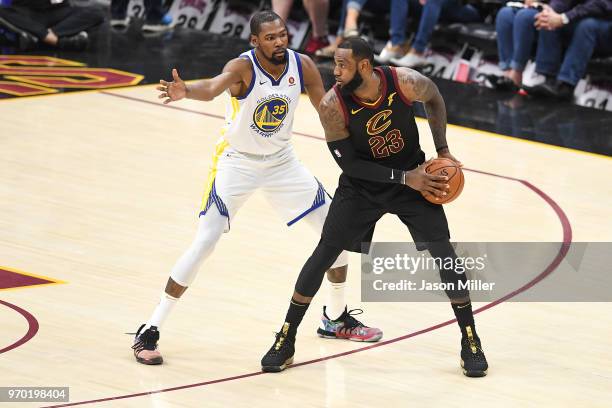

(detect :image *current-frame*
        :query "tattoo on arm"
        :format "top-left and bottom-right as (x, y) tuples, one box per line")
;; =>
(398, 69), (448, 151)
(319, 91), (349, 142)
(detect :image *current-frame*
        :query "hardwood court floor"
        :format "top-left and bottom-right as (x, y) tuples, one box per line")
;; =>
(1, 86), (611, 407)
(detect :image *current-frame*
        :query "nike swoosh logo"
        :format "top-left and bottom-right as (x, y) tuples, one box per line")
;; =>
(259, 80), (267, 85)
(351, 107), (364, 114)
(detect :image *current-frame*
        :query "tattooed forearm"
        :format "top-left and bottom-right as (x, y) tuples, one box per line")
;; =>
(318, 91), (349, 142)
(424, 93), (448, 151)
(397, 68), (448, 151)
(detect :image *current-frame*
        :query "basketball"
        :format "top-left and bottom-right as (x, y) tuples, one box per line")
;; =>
(421, 158), (464, 204)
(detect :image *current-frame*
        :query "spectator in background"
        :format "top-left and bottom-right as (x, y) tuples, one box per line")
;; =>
(530, 0), (612, 99)
(491, 1), (540, 91)
(390, 0), (483, 67)
(272, 0), (330, 54)
(314, 0), (363, 58)
(0, 0), (103, 50)
(375, 0), (411, 64)
(110, 0), (172, 32)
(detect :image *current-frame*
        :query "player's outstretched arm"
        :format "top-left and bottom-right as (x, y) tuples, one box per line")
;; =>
(319, 90), (448, 197)
(394, 68), (462, 166)
(299, 53), (326, 112)
(157, 58), (249, 104)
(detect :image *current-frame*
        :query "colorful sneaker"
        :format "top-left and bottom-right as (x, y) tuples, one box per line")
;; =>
(460, 325), (488, 377)
(317, 307), (383, 342)
(132, 324), (163, 365)
(304, 36), (330, 55)
(261, 322), (295, 372)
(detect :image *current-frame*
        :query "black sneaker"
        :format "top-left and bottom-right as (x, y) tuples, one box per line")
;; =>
(131, 324), (163, 365)
(485, 74), (519, 92)
(261, 323), (295, 372)
(460, 326), (488, 377)
(57, 31), (88, 51)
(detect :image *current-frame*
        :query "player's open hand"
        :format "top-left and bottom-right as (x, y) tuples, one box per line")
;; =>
(158, 68), (187, 104)
(437, 148), (463, 167)
(404, 159), (449, 198)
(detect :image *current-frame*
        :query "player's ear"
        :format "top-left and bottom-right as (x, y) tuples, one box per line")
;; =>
(358, 59), (370, 73)
(250, 34), (258, 47)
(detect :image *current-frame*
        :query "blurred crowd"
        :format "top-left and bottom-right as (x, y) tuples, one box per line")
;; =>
(278, 0), (611, 100)
(1, 0), (610, 100)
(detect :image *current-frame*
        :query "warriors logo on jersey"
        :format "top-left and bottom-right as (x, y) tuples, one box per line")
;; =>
(252, 94), (291, 135)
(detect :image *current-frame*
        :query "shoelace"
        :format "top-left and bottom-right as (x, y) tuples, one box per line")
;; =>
(271, 332), (287, 353)
(463, 338), (486, 362)
(339, 309), (368, 331)
(269, 323), (292, 354)
(131, 331), (158, 352)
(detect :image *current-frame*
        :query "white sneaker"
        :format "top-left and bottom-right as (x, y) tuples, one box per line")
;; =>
(374, 41), (411, 64)
(142, 22), (174, 33)
(391, 52), (428, 68)
(110, 17), (131, 29)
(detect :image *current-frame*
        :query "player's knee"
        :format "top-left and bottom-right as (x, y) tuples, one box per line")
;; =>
(295, 241), (343, 297)
(326, 264), (347, 283)
(189, 236), (217, 260)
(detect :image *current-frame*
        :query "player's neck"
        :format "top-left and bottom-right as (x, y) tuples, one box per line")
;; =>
(352, 71), (382, 103)
(254, 48), (287, 79)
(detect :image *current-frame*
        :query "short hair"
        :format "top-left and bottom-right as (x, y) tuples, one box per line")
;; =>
(338, 36), (374, 65)
(250, 10), (284, 36)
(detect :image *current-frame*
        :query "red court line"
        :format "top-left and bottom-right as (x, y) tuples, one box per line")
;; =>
(98, 91), (324, 142)
(48, 91), (574, 408)
(0, 299), (39, 355)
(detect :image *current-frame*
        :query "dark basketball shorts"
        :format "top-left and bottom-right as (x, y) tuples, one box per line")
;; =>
(321, 175), (450, 254)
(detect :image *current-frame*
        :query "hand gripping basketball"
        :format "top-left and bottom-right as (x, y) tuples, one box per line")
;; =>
(420, 157), (465, 204)
(157, 68), (187, 104)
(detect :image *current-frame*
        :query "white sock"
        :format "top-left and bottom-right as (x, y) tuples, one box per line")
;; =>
(326, 281), (347, 320)
(145, 293), (178, 330)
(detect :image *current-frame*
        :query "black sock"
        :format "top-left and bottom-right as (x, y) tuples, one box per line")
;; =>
(283, 298), (310, 338)
(451, 301), (477, 339)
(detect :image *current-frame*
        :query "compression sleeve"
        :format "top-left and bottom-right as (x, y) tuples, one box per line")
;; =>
(327, 138), (405, 184)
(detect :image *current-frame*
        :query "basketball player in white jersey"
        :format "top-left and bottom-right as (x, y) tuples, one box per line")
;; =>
(131, 10), (382, 365)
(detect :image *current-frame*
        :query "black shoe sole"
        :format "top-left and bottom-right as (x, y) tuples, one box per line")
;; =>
(136, 356), (163, 365)
(261, 356), (294, 373)
(461, 359), (487, 377)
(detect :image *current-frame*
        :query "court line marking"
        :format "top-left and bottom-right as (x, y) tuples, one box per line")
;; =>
(0, 265), (67, 292)
(0, 300), (39, 355)
(41, 92), (573, 408)
(101, 90), (612, 160)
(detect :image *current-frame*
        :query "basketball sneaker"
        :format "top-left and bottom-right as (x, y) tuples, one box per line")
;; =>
(317, 307), (383, 342)
(261, 323), (295, 372)
(303, 36), (329, 55)
(132, 324), (163, 365)
(460, 326), (488, 377)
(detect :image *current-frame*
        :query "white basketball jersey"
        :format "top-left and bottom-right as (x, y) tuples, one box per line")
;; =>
(221, 48), (305, 155)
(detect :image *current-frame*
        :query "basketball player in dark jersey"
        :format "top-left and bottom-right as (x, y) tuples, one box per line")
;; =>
(261, 37), (488, 377)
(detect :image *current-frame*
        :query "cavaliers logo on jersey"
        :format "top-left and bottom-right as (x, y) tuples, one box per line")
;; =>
(252, 97), (289, 133)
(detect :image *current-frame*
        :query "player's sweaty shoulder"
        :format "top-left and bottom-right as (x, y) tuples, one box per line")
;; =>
(319, 89), (349, 142)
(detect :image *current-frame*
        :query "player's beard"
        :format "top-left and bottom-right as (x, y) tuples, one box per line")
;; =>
(267, 49), (287, 65)
(340, 71), (364, 96)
